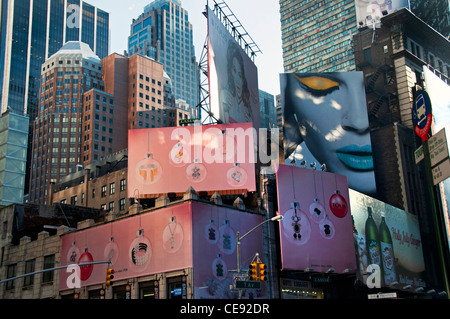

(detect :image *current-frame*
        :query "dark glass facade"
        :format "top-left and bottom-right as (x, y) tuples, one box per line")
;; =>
(0, 0), (109, 117)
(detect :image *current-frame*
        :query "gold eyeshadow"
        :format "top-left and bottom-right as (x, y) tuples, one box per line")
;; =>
(294, 75), (339, 91)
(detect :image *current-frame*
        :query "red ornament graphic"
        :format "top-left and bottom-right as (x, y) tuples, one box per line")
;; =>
(78, 250), (94, 281)
(329, 191), (348, 218)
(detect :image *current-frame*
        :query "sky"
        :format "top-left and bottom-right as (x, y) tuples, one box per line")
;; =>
(87, 0), (284, 97)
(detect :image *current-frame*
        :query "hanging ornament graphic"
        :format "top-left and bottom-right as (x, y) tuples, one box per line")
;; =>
(329, 190), (348, 218)
(67, 241), (80, 264)
(226, 163), (248, 187)
(129, 229), (152, 272)
(212, 254), (228, 281)
(309, 198), (326, 224)
(282, 202), (311, 245)
(136, 153), (162, 184)
(104, 237), (119, 266)
(218, 219), (236, 255)
(162, 216), (184, 253)
(78, 248), (94, 281)
(186, 159), (207, 183)
(205, 219), (219, 244)
(319, 215), (336, 240)
(169, 141), (190, 167)
(309, 170), (326, 223)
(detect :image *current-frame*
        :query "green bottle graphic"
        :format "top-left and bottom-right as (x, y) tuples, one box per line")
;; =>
(365, 207), (381, 267)
(379, 211), (397, 285)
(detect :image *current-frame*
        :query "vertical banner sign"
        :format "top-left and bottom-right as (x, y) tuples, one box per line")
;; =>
(412, 90), (433, 142)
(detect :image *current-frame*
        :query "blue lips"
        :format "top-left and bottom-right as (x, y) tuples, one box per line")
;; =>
(336, 145), (374, 171)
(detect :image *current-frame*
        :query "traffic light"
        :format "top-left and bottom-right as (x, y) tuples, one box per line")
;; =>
(258, 263), (267, 281)
(105, 267), (114, 286)
(248, 262), (258, 281)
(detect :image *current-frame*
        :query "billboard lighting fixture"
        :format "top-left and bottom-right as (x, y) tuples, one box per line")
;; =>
(310, 162), (317, 170)
(326, 268), (335, 273)
(300, 160), (306, 168)
(321, 164), (327, 171)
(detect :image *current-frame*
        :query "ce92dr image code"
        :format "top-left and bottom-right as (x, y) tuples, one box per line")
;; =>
(179, 303), (270, 316)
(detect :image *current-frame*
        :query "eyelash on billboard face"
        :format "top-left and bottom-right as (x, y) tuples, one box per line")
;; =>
(294, 75), (340, 97)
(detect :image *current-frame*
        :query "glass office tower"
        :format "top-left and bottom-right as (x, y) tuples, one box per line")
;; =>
(279, 0), (357, 73)
(0, 0), (109, 119)
(128, 0), (199, 114)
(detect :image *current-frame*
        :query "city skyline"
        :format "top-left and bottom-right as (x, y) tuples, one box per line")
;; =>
(85, 0), (284, 96)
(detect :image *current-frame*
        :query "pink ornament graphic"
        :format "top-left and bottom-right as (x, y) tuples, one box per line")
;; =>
(136, 153), (162, 184)
(162, 216), (184, 253)
(205, 219), (219, 244)
(309, 198), (326, 224)
(169, 142), (190, 167)
(104, 237), (119, 265)
(186, 159), (207, 183)
(218, 220), (236, 255)
(282, 202), (311, 245)
(226, 163), (248, 187)
(212, 254), (228, 281)
(129, 229), (152, 273)
(319, 215), (336, 240)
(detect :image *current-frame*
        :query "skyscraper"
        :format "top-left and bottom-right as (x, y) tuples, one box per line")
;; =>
(280, 0), (357, 73)
(29, 41), (105, 204)
(127, 0), (199, 115)
(0, 0), (110, 118)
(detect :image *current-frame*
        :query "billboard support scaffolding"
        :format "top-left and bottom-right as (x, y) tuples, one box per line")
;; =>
(209, 0), (261, 61)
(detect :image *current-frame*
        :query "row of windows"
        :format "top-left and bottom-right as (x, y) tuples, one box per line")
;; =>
(5, 255), (55, 290)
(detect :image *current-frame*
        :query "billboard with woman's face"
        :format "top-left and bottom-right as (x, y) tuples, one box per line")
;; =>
(207, 6), (260, 128)
(281, 71), (377, 196)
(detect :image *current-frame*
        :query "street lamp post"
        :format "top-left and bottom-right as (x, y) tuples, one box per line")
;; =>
(236, 215), (283, 275)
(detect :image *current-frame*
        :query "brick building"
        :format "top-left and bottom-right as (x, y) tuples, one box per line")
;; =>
(353, 8), (450, 292)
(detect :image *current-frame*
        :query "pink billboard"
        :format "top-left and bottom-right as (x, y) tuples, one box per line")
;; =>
(127, 123), (256, 198)
(191, 201), (265, 299)
(59, 200), (266, 299)
(59, 203), (193, 290)
(276, 164), (356, 273)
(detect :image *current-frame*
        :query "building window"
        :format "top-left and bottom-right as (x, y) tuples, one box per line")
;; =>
(120, 179), (126, 191)
(71, 195), (77, 206)
(110, 182), (115, 195)
(6, 264), (17, 290)
(43, 255), (55, 283)
(109, 201), (114, 212)
(119, 198), (126, 211)
(92, 188), (95, 198)
(101, 185), (107, 197)
(24, 259), (36, 286)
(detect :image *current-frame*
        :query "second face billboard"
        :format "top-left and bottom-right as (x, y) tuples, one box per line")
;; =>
(280, 71), (377, 196)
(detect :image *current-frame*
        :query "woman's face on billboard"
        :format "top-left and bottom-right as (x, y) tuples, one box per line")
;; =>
(284, 72), (376, 195)
(231, 57), (243, 96)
